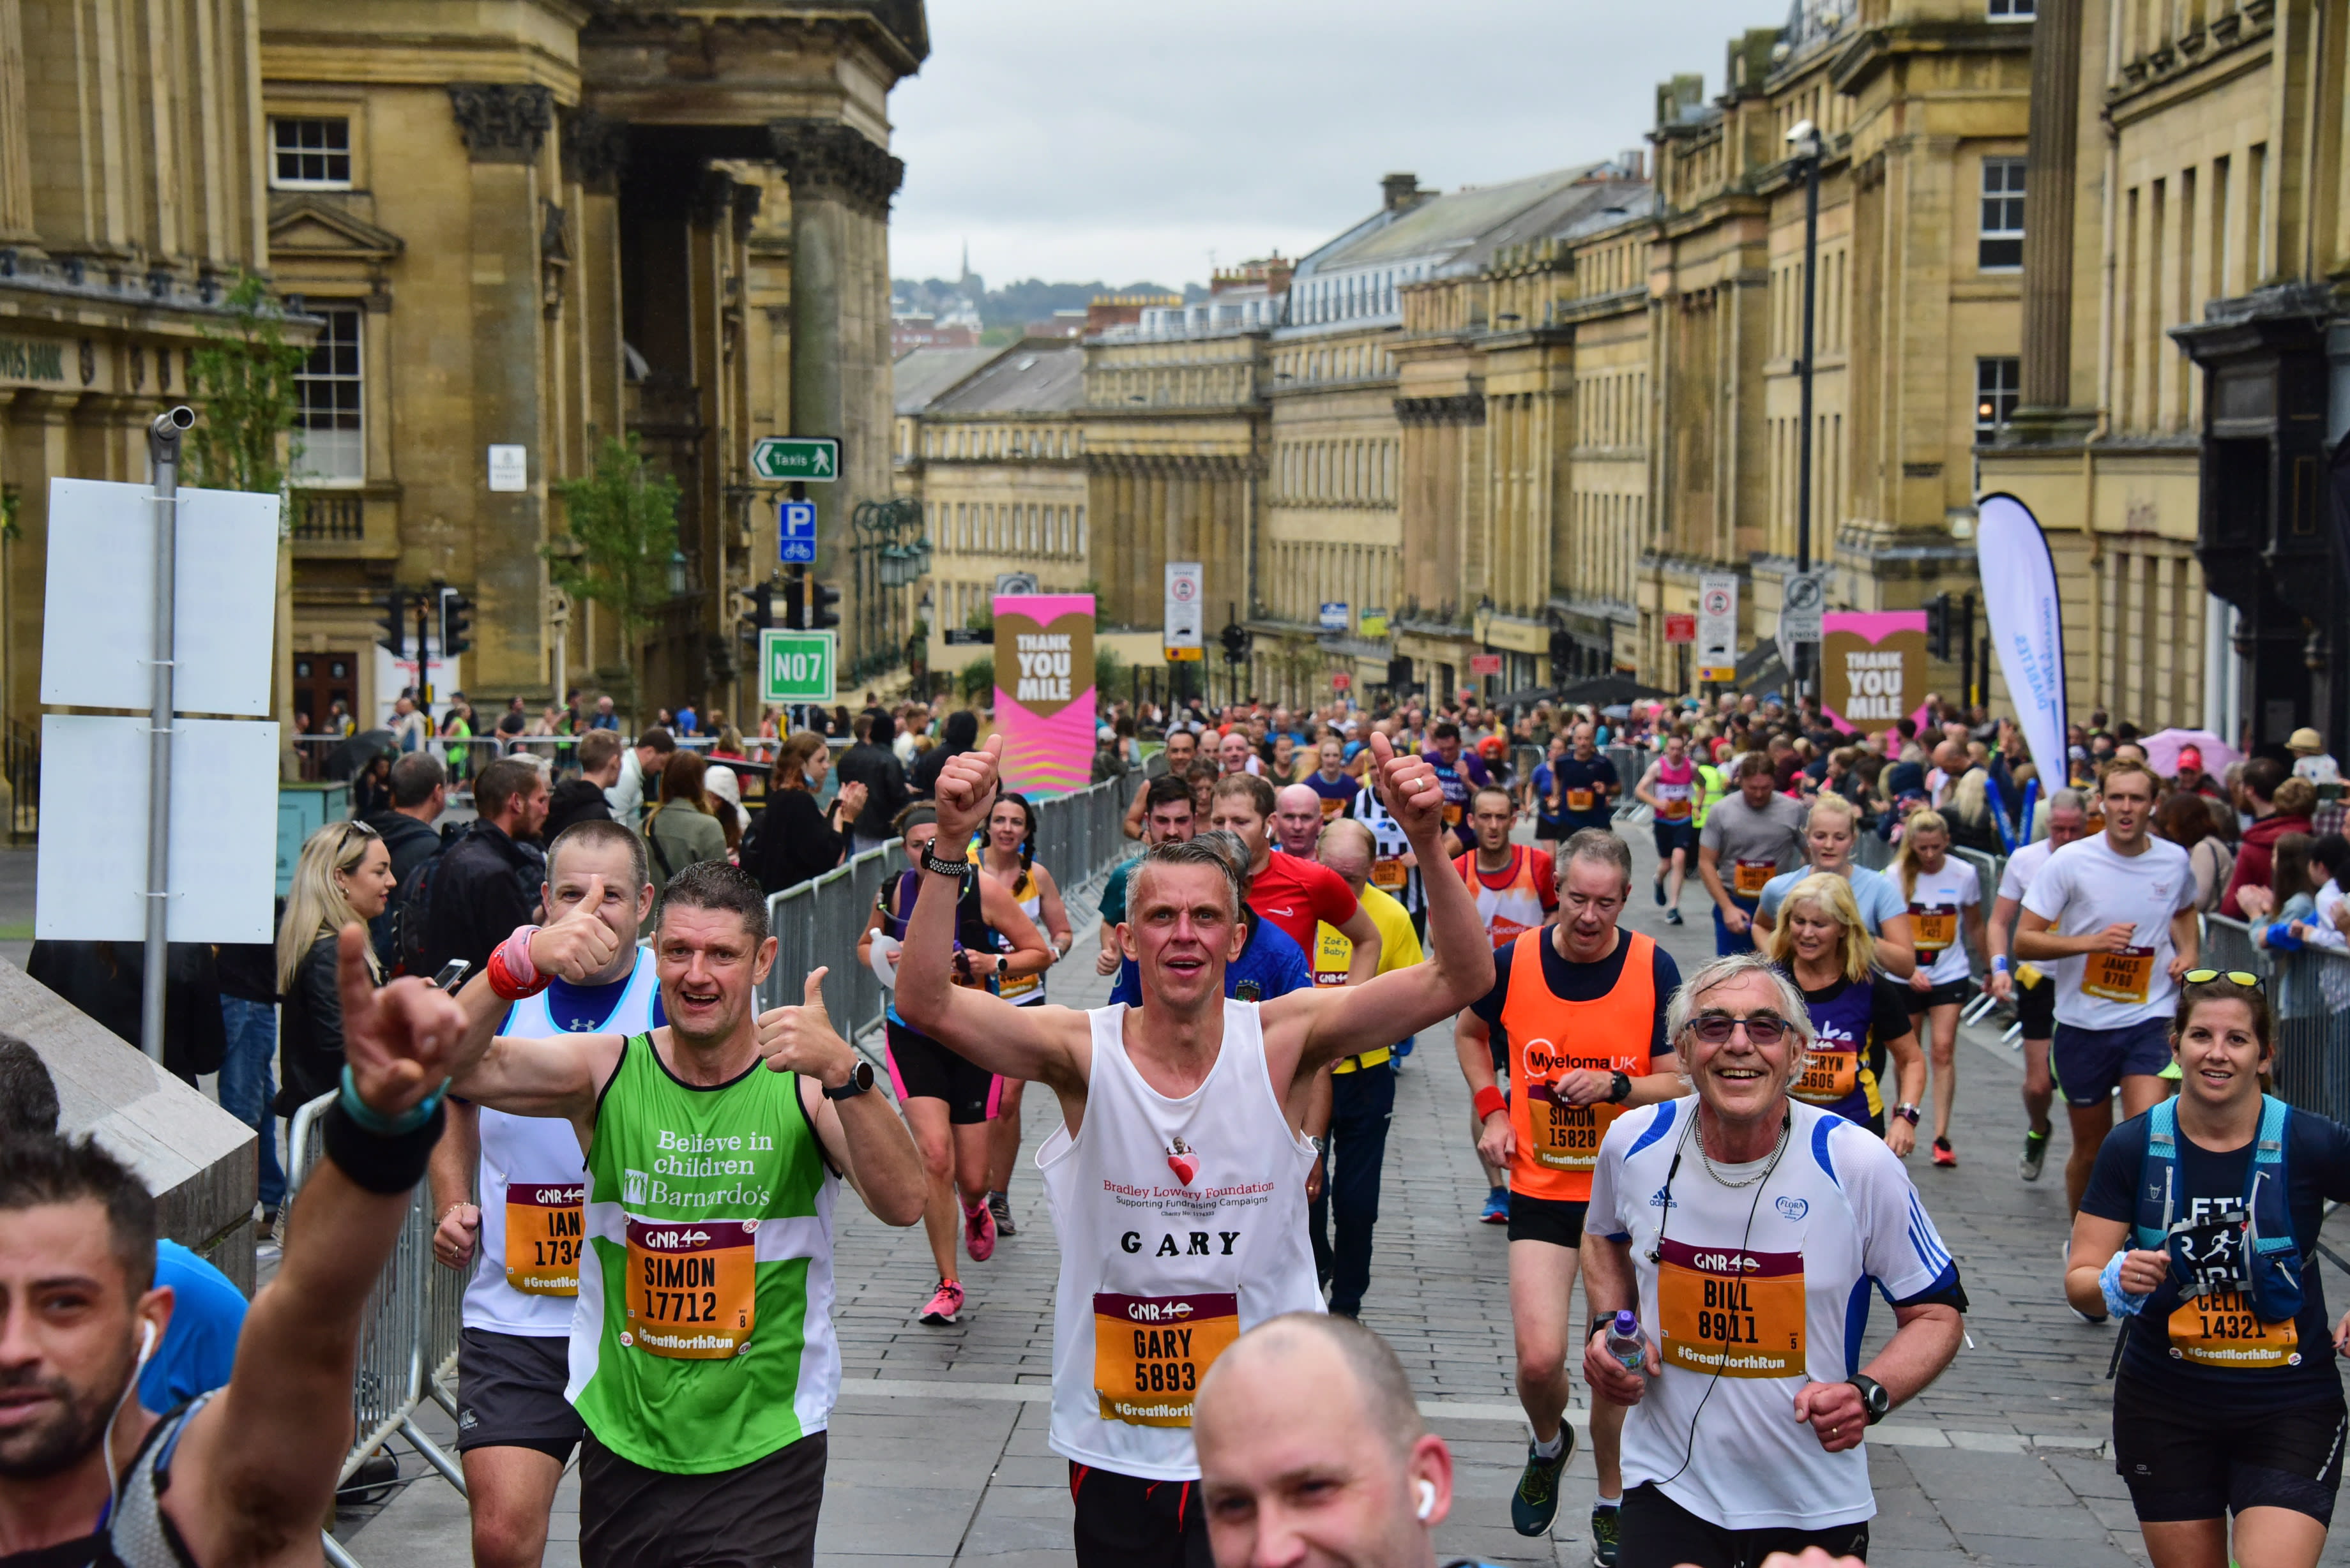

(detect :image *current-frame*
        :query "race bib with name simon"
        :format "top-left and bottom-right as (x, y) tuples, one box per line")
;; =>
(624, 1218), (757, 1359)
(1093, 1292), (1240, 1427)
(1526, 1083), (1621, 1174)
(1657, 1239), (1806, 1378)
(504, 1182), (585, 1297)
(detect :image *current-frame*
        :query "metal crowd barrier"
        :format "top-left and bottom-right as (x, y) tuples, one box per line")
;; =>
(285, 1092), (468, 1568)
(2202, 914), (2350, 1124)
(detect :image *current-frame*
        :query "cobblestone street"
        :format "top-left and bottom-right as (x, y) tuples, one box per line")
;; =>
(341, 830), (2350, 1566)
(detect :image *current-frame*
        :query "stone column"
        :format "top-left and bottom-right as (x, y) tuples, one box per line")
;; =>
(770, 119), (903, 670)
(2015, 0), (2083, 425)
(0, 0), (33, 241)
(448, 83), (554, 695)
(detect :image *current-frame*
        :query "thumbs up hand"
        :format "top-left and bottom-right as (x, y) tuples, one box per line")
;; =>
(756, 967), (861, 1090)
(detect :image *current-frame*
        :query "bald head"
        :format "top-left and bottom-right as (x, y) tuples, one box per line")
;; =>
(1319, 818), (1377, 891)
(1272, 783), (1324, 858)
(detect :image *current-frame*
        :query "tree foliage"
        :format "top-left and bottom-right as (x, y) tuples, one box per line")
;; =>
(185, 273), (307, 495)
(547, 435), (681, 686)
(957, 655), (994, 703)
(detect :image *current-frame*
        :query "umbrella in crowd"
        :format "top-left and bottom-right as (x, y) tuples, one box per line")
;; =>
(2141, 727), (2240, 780)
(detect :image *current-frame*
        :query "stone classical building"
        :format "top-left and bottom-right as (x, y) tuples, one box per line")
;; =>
(261, 0), (925, 728)
(0, 0), (275, 765)
(1979, 0), (2350, 746)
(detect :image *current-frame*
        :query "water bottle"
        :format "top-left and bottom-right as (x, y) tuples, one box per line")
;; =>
(1604, 1310), (1646, 1375)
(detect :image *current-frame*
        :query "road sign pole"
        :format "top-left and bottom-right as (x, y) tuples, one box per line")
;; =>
(139, 407), (193, 1062)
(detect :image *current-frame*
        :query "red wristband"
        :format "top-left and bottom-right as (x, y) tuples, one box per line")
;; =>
(1473, 1085), (1508, 1122)
(486, 946), (550, 1002)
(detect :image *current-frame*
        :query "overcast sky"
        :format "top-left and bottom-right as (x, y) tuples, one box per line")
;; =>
(888, 0), (1780, 290)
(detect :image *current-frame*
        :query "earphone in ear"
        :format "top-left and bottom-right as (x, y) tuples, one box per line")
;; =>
(1415, 1479), (1436, 1521)
(136, 1320), (157, 1368)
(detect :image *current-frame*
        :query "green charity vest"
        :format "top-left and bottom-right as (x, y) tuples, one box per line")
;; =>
(568, 1033), (837, 1474)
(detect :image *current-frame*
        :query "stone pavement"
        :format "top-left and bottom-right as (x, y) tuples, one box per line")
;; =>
(339, 827), (2350, 1566)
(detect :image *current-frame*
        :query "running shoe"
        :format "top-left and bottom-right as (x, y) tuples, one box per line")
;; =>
(964, 1198), (997, 1262)
(1590, 1504), (1622, 1567)
(1665, 909), (1684, 925)
(1510, 1431), (1574, 1536)
(2019, 1127), (2050, 1183)
(1652, 877), (1666, 907)
(1480, 1187), (1510, 1225)
(1931, 1137), (1957, 1168)
(919, 1278), (964, 1325)
(987, 1189), (1017, 1237)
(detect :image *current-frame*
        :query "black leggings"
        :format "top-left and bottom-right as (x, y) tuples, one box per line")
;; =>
(1619, 1482), (1870, 1568)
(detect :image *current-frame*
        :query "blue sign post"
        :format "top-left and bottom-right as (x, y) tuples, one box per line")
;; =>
(779, 499), (816, 563)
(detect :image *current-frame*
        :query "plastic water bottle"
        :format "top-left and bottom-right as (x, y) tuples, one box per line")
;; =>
(1604, 1311), (1646, 1375)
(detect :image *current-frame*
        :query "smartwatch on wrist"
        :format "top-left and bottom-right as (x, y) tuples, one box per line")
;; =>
(1608, 1069), (1634, 1104)
(823, 1060), (876, 1101)
(1892, 1103), (1923, 1126)
(1847, 1373), (1891, 1425)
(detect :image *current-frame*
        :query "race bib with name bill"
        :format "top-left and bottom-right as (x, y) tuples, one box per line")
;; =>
(1657, 1239), (1806, 1378)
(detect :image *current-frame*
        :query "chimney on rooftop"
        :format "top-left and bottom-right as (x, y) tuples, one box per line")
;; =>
(1381, 172), (1427, 212)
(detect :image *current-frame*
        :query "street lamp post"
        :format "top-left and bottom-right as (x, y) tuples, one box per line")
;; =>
(850, 496), (929, 683)
(1788, 117), (1824, 702)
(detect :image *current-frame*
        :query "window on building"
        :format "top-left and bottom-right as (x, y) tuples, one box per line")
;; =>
(292, 306), (363, 483)
(1975, 357), (2021, 440)
(1979, 158), (2026, 269)
(271, 117), (352, 190)
(1987, 0), (2033, 15)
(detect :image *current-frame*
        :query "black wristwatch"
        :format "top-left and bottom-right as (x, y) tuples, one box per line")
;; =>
(1846, 1373), (1891, 1426)
(1608, 1069), (1634, 1104)
(923, 850), (973, 878)
(823, 1060), (876, 1101)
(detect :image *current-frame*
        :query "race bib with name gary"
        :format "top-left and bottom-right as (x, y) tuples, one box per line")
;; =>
(504, 1182), (585, 1296)
(623, 1218), (757, 1359)
(1657, 1239), (1806, 1378)
(1093, 1292), (1240, 1427)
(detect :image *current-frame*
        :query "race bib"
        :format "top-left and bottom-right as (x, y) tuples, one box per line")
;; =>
(503, 1182), (585, 1297)
(1657, 1239), (1805, 1378)
(1371, 859), (1407, 891)
(1791, 1048), (1861, 1106)
(623, 1218), (757, 1359)
(1093, 1292), (1240, 1426)
(2167, 1286), (2300, 1369)
(1525, 1082), (1621, 1173)
(2082, 945), (2155, 1005)
(998, 969), (1040, 1002)
(1660, 795), (1692, 822)
(1443, 802), (1464, 827)
(1912, 905), (1957, 953)
(1732, 859), (1777, 897)
(1565, 788), (1596, 813)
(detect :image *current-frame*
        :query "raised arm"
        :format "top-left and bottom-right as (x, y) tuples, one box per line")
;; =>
(895, 735), (1092, 1089)
(757, 969), (926, 1226)
(1278, 735), (1496, 1072)
(171, 928), (467, 1565)
(442, 891), (628, 1123)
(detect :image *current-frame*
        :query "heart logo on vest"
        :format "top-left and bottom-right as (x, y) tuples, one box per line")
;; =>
(1166, 1136), (1199, 1186)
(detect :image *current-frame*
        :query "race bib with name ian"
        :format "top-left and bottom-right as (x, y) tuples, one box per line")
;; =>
(1093, 1292), (1240, 1426)
(504, 1182), (585, 1297)
(1657, 1239), (1806, 1378)
(623, 1218), (757, 1359)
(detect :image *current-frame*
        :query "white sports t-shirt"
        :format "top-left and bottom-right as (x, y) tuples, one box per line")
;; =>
(1901, 857), (1980, 986)
(1588, 1097), (1959, 1532)
(2019, 833), (2197, 1030)
(1994, 836), (2058, 905)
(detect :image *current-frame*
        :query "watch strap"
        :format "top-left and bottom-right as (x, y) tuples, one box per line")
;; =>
(923, 851), (973, 878)
(824, 1060), (876, 1101)
(1609, 1069), (1634, 1104)
(1847, 1373), (1890, 1424)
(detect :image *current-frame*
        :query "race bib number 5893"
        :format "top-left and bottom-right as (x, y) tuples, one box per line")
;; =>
(1093, 1292), (1239, 1427)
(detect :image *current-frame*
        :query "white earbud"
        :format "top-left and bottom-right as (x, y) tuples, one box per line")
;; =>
(1415, 1479), (1436, 1521)
(136, 1319), (157, 1368)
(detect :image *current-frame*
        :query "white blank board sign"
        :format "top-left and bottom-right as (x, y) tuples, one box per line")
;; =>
(35, 714), (280, 942)
(40, 478), (280, 716)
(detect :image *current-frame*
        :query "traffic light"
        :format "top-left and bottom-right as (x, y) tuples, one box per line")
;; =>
(782, 568), (807, 629)
(376, 589), (408, 658)
(810, 578), (842, 631)
(750, 582), (775, 631)
(440, 591), (474, 658)
(1924, 592), (1952, 661)
(1220, 620), (1248, 666)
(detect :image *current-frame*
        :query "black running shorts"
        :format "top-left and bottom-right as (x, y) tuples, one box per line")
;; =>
(580, 1429), (827, 1568)
(1506, 1193), (1588, 1248)
(1904, 977), (1975, 1013)
(455, 1327), (583, 1460)
(2113, 1374), (2347, 1525)
(2014, 968), (2056, 1037)
(885, 1020), (997, 1124)
(1069, 1461), (1212, 1568)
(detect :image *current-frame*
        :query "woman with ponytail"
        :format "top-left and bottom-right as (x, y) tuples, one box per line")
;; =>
(976, 792), (1072, 1237)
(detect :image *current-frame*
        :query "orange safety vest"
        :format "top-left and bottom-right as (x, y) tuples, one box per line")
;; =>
(1499, 927), (1660, 1204)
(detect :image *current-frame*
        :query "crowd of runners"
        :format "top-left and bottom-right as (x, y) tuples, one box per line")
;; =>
(7, 690), (2350, 1568)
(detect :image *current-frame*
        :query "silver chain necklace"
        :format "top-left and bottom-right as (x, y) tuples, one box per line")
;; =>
(1696, 1112), (1789, 1188)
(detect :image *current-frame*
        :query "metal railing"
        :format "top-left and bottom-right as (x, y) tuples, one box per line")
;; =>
(2201, 914), (2350, 1124)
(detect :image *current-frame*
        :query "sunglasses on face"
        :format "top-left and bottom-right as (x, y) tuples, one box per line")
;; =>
(2181, 969), (2262, 989)
(1685, 1012), (1792, 1047)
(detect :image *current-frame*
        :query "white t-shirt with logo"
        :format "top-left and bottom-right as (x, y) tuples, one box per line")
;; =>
(1901, 857), (1980, 986)
(1589, 1097), (1958, 1531)
(2019, 833), (2197, 1030)
(1994, 836), (2058, 905)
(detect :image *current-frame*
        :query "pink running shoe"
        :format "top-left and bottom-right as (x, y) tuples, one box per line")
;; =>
(964, 1198), (997, 1263)
(920, 1278), (964, 1325)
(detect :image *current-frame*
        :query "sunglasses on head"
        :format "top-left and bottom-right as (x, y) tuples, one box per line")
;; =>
(2181, 969), (2262, 989)
(1685, 1012), (1792, 1046)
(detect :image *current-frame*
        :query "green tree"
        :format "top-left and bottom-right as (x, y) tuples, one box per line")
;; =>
(957, 655), (994, 704)
(185, 273), (307, 495)
(547, 435), (681, 705)
(1095, 642), (1126, 698)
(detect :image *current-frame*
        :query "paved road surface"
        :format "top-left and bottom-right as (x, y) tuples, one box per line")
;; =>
(339, 826), (2350, 1567)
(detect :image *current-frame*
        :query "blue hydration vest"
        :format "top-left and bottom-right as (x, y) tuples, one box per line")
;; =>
(2134, 1094), (2306, 1327)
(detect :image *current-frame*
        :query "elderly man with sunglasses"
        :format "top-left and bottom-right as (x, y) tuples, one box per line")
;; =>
(1578, 953), (1968, 1568)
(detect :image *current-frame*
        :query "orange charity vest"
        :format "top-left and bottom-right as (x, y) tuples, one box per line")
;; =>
(1455, 845), (1549, 949)
(1499, 927), (1660, 1203)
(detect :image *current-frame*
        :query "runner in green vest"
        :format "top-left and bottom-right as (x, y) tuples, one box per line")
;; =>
(439, 858), (926, 1568)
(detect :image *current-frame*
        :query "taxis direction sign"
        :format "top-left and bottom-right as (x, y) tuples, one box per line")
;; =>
(750, 436), (841, 483)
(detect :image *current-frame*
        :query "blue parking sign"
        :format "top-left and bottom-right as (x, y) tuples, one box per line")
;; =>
(779, 500), (817, 563)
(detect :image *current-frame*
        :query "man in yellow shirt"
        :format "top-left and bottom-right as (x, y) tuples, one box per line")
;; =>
(1309, 819), (1423, 1316)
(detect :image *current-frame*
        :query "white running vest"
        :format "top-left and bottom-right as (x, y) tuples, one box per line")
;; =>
(1466, 846), (1549, 947)
(1039, 1000), (1323, 1481)
(463, 949), (663, 1336)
